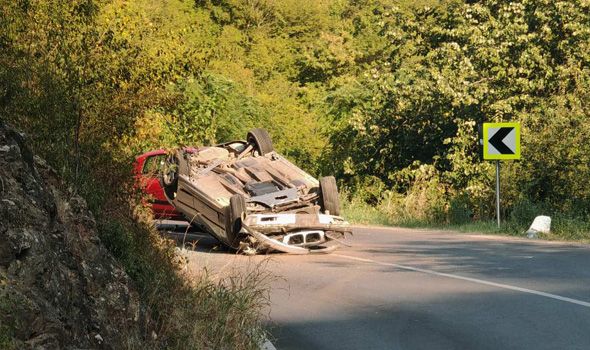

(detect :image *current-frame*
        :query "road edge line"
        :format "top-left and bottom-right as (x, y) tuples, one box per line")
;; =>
(261, 338), (277, 350)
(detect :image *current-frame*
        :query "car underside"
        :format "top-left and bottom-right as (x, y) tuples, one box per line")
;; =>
(160, 128), (351, 254)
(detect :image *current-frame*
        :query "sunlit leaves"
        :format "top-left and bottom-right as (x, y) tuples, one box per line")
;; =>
(326, 0), (590, 217)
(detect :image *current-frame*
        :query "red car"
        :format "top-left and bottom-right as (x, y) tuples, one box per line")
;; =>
(134, 149), (185, 220)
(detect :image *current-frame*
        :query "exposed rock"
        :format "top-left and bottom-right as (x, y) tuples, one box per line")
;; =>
(0, 121), (142, 349)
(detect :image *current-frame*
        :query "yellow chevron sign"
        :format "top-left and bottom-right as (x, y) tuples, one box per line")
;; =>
(483, 122), (521, 160)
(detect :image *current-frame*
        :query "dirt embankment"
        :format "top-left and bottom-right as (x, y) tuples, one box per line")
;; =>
(0, 121), (144, 349)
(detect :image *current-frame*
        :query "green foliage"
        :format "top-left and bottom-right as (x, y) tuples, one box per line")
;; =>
(3, 0), (587, 240)
(1, 1), (277, 347)
(448, 193), (472, 225)
(551, 216), (590, 241)
(340, 188), (394, 226)
(164, 74), (265, 146)
(326, 0), (590, 232)
(387, 163), (450, 224)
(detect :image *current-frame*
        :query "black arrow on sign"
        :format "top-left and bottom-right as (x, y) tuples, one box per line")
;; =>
(489, 127), (514, 154)
(490, 127), (514, 154)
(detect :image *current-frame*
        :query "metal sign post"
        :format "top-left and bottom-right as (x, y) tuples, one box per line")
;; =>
(495, 160), (500, 227)
(483, 122), (521, 228)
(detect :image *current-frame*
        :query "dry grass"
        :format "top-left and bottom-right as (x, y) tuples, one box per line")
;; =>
(159, 261), (273, 350)
(100, 198), (272, 349)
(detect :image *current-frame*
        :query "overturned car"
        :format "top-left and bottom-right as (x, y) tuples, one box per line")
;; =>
(160, 128), (351, 254)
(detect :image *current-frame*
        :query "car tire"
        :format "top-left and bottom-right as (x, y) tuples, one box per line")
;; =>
(225, 194), (246, 247)
(161, 154), (179, 200)
(247, 128), (273, 156)
(319, 176), (341, 216)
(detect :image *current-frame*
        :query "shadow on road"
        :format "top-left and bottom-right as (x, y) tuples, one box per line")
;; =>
(367, 239), (589, 279)
(270, 288), (590, 350)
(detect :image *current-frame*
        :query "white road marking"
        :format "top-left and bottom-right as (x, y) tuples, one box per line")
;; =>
(333, 254), (590, 308)
(261, 338), (277, 350)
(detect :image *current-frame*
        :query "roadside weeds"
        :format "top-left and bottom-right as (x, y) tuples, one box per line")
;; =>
(342, 198), (590, 244)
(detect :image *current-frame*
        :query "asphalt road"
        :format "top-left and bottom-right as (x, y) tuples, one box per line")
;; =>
(179, 226), (590, 350)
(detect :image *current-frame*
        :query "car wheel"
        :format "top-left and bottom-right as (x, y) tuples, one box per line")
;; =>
(247, 128), (273, 156)
(161, 154), (179, 200)
(319, 176), (341, 216)
(225, 194), (246, 247)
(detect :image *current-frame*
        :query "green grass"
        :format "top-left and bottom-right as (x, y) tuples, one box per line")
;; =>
(341, 197), (394, 226)
(342, 198), (590, 243)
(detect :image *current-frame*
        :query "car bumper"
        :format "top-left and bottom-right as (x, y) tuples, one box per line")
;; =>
(242, 212), (351, 233)
(241, 213), (351, 254)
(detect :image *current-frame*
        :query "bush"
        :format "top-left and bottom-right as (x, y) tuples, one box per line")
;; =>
(508, 199), (546, 228)
(448, 193), (473, 225)
(341, 190), (393, 226)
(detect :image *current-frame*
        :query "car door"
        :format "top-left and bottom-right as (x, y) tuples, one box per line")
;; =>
(139, 153), (182, 219)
